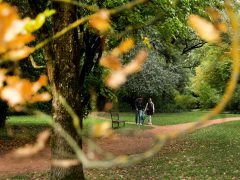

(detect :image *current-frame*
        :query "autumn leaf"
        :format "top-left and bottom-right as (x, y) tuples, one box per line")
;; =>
(31, 92), (51, 102)
(123, 50), (148, 75)
(105, 71), (127, 89)
(188, 14), (220, 43)
(206, 7), (221, 22)
(0, 3), (36, 61)
(0, 75), (51, 107)
(1, 46), (34, 61)
(100, 55), (122, 71)
(91, 122), (112, 138)
(112, 38), (135, 56)
(103, 50), (148, 89)
(89, 10), (111, 33)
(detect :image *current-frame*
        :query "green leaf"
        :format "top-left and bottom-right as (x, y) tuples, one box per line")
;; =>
(42, 9), (56, 17)
(25, 9), (56, 33)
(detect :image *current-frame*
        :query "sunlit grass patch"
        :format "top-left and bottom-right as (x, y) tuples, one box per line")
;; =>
(7, 115), (52, 125)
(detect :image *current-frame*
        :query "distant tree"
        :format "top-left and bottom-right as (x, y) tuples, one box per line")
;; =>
(190, 45), (232, 108)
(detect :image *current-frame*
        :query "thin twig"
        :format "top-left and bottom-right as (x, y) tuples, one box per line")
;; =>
(29, 55), (46, 69)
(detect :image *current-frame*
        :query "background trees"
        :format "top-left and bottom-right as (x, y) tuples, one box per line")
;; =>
(2, 0), (234, 179)
(114, 0), (224, 112)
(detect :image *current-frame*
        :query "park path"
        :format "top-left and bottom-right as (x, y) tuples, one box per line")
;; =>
(147, 117), (240, 135)
(1, 117), (240, 178)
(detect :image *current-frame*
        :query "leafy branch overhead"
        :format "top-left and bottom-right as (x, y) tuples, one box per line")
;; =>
(0, 3), (53, 109)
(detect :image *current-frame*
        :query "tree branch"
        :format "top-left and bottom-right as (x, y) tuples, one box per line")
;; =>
(182, 41), (206, 54)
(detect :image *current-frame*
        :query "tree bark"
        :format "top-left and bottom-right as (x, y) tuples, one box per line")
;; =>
(6, 1), (103, 179)
(49, 2), (84, 179)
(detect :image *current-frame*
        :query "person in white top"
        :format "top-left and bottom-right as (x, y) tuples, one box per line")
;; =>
(144, 98), (155, 125)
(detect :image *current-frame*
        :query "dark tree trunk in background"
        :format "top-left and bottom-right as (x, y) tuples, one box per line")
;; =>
(0, 101), (8, 129)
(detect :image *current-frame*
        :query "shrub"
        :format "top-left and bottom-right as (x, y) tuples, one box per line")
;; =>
(197, 83), (220, 108)
(175, 94), (198, 110)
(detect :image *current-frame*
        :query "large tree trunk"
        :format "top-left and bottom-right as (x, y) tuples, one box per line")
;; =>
(49, 3), (84, 179)
(7, 1), (102, 178)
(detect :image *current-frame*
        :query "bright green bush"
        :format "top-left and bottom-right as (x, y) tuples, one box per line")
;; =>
(175, 93), (198, 110)
(195, 83), (220, 108)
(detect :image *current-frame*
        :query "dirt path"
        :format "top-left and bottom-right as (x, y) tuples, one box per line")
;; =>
(1, 117), (240, 178)
(147, 117), (240, 135)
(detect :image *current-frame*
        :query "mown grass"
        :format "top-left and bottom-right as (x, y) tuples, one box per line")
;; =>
(9, 120), (240, 179)
(2, 113), (150, 145)
(115, 111), (239, 126)
(85, 120), (240, 179)
(6, 115), (52, 125)
(154, 111), (239, 125)
(4, 111), (240, 179)
(6, 113), (151, 132)
(6, 111), (239, 126)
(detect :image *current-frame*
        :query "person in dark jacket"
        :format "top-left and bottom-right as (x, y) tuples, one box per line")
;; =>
(144, 98), (155, 125)
(135, 96), (144, 125)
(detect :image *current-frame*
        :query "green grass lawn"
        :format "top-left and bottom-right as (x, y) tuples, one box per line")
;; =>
(4, 111), (240, 179)
(152, 111), (239, 125)
(85, 120), (240, 179)
(6, 111), (240, 126)
(107, 111), (240, 126)
(3, 113), (150, 141)
(7, 115), (52, 125)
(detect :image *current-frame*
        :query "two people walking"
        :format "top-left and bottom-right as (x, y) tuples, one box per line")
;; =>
(135, 97), (155, 125)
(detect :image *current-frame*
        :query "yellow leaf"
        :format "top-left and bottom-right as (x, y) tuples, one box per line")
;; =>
(89, 10), (111, 33)
(143, 37), (151, 48)
(4, 18), (31, 42)
(1, 46), (34, 61)
(91, 122), (112, 138)
(1, 86), (23, 106)
(118, 38), (135, 54)
(105, 71), (126, 89)
(216, 23), (228, 33)
(6, 34), (35, 49)
(188, 14), (220, 43)
(123, 50), (148, 75)
(100, 55), (122, 70)
(206, 7), (221, 22)
(31, 92), (51, 102)
(25, 9), (56, 33)
(32, 75), (48, 93)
